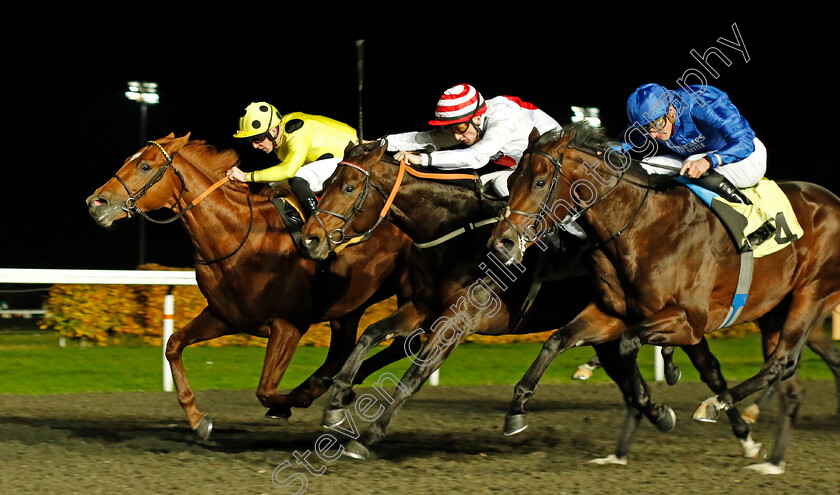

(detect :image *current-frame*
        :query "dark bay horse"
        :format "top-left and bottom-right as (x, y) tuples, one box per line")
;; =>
(489, 122), (840, 473)
(297, 140), (760, 463)
(86, 134), (414, 440)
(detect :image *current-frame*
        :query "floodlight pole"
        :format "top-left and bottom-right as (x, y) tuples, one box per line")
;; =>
(125, 81), (159, 267)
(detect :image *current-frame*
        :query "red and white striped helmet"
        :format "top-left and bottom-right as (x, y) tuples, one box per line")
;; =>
(428, 83), (487, 126)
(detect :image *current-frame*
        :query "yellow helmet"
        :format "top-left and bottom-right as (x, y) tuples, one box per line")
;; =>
(233, 102), (282, 139)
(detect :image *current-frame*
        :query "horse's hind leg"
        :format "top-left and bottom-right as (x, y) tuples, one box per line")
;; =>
(681, 338), (762, 458)
(802, 323), (840, 417)
(323, 302), (424, 428)
(505, 303), (626, 435)
(748, 373), (804, 474)
(164, 308), (239, 440)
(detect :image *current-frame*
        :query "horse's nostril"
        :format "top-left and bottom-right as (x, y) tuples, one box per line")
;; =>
(88, 197), (108, 208)
(303, 236), (319, 247)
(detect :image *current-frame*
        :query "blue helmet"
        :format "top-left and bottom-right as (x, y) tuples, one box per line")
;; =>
(626, 83), (671, 126)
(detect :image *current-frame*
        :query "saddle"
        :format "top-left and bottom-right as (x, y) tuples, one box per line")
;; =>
(680, 177), (804, 257)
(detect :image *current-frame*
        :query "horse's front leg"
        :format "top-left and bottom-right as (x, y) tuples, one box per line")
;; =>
(343, 315), (466, 460)
(505, 303), (627, 435)
(280, 309), (366, 416)
(255, 318), (304, 419)
(323, 302), (425, 428)
(164, 307), (239, 440)
(617, 305), (699, 433)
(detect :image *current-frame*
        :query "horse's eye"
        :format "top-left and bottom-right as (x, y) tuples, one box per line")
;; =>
(139, 162), (153, 173)
(534, 180), (546, 189)
(342, 184), (356, 194)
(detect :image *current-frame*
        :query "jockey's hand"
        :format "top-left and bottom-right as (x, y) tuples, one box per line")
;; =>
(394, 151), (423, 166)
(226, 166), (249, 182)
(679, 158), (711, 179)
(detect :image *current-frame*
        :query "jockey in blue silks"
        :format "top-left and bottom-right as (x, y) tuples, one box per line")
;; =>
(618, 83), (767, 206)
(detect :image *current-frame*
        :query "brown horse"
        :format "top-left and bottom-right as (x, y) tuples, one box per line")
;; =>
(297, 139), (760, 463)
(85, 134), (414, 440)
(489, 122), (840, 473)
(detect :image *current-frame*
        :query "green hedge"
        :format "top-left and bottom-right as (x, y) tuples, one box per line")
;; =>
(39, 264), (757, 346)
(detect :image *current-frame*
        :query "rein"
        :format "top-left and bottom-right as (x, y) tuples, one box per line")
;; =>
(113, 140), (254, 265)
(312, 157), (482, 251)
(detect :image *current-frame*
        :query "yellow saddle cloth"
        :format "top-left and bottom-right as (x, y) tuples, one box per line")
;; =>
(713, 178), (804, 258)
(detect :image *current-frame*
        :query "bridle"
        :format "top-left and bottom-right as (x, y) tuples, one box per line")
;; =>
(311, 155), (478, 253)
(310, 159), (396, 249)
(111, 140), (253, 264)
(502, 144), (651, 250)
(113, 140), (188, 222)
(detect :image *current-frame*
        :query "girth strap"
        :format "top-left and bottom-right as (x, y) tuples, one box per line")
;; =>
(717, 250), (754, 329)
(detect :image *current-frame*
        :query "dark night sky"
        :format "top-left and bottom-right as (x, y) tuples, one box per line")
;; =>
(1, 5), (836, 280)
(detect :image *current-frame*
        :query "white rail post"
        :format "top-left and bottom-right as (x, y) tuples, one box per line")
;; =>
(162, 287), (175, 392)
(833, 305), (840, 341)
(429, 369), (440, 386)
(654, 347), (665, 382)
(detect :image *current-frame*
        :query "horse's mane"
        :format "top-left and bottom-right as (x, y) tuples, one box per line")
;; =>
(178, 140), (241, 177)
(177, 140), (276, 198)
(538, 122), (676, 190)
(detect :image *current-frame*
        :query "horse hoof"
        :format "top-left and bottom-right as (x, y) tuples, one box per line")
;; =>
(588, 454), (627, 465)
(571, 365), (594, 380)
(342, 440), (370, 461)
(665, 367), (681, 386)
(655, 406), (676, 432)
(741, 404), (760, 424)
(693, 397), (722, 423)
(265, 406), (292, 420)
(322, 408), (347, 429)
(195, 415), (213, 442)
(739, 434), (765, 459)
(744, 461), (785, 475)
(503, 414), (528, 436)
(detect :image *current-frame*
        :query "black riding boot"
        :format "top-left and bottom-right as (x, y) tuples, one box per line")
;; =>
(289, 177), (319, 220)
(690, 171), (751, 205)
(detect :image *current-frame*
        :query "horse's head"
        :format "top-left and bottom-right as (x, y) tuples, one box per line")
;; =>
(298, 139), (391, 260)
(86, 133), (192, 228)
(489, 127), (574, 264)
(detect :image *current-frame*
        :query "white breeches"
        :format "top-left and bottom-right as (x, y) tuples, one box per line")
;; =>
(480, 169), (514, 197)
(293, 157), (343, 194)
(640, 138), (767, 188)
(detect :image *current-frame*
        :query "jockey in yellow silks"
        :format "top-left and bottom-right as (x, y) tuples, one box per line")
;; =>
(227, 102), (358, 218)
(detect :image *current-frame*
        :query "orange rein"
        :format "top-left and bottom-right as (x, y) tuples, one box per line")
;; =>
(376, 158), (478, 219)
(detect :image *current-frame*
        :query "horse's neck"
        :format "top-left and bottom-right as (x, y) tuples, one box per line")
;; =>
(573, 155), (688, 258)
(389, 176), (496, 243)
(173, 161), (281, 263)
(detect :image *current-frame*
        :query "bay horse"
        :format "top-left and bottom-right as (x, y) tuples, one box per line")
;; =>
(85, 134), (414, 440)
(489, 122), (840, 473)
(296, 139), (761, 463)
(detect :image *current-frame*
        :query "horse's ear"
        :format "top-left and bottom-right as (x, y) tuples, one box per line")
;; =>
(344, 140), (356, 156)
(165, 132), (175, 139)
(528, 127), (541, 147)
(169, 133), (191, 152)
